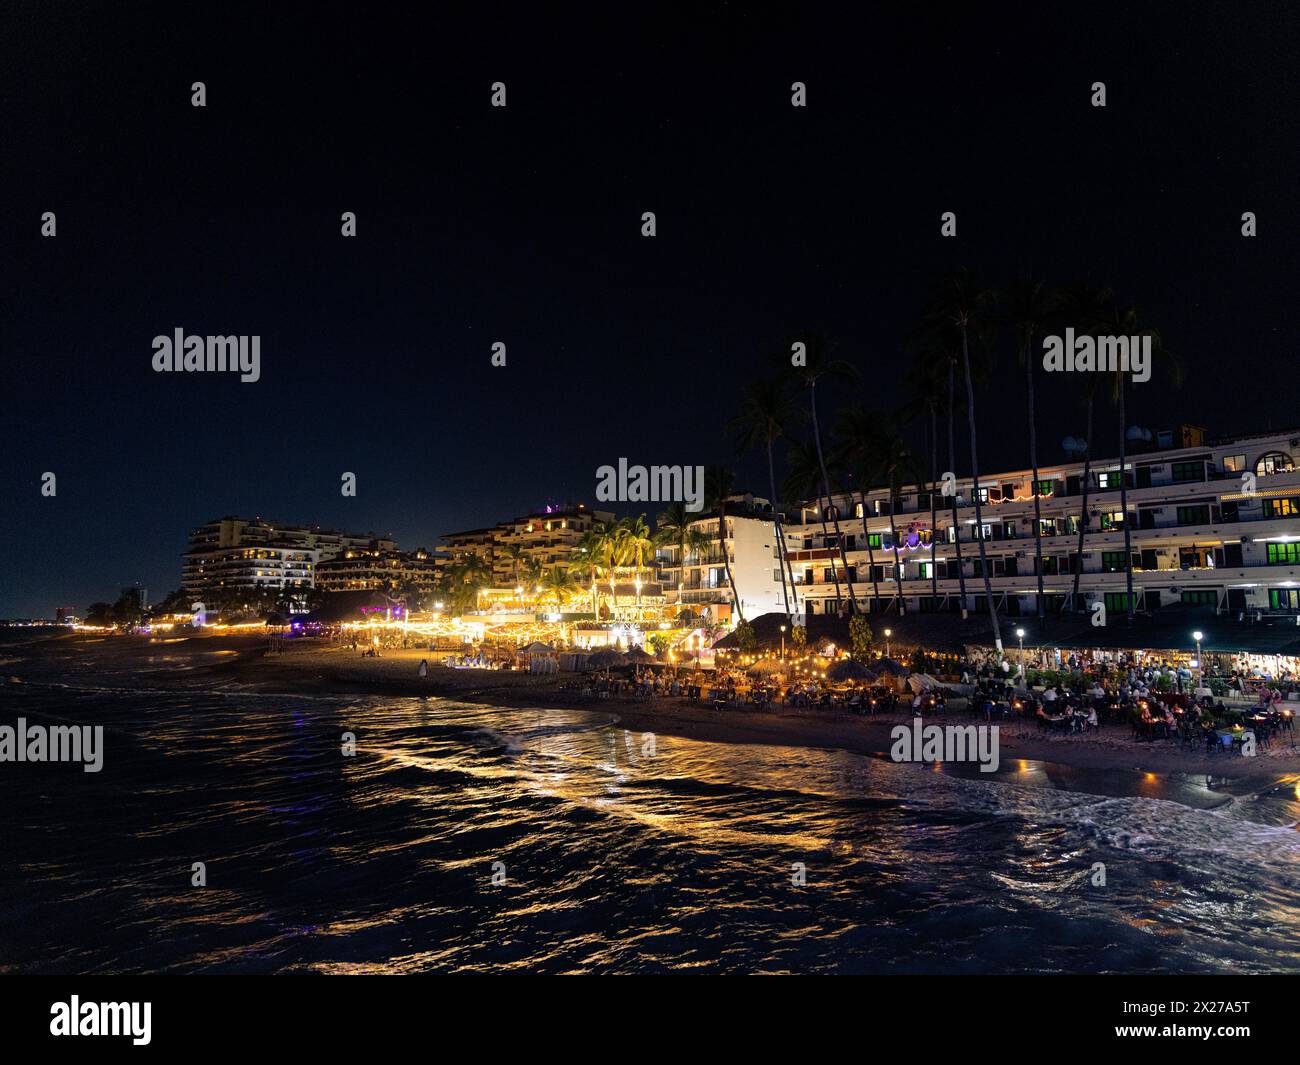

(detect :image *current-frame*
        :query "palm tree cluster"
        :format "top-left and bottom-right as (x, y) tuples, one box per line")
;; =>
(709, 272), (1177, 646)
(439, 553), (493, 615)
(425, 274), (1174, 649)
(566, 515), (666, 622)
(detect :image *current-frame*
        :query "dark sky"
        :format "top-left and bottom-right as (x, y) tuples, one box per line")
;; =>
(2, 3), (1297, 616)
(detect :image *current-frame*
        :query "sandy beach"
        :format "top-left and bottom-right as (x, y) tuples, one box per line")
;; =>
(19, 632), (1287, 785)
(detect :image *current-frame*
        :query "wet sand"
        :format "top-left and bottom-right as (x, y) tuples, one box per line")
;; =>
(7, 632), (1300, 785)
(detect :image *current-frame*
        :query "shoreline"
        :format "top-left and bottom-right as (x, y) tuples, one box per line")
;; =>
(7, 632), (1300, 787)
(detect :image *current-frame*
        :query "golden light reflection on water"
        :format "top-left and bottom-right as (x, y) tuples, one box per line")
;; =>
(353, 714), (846, 856)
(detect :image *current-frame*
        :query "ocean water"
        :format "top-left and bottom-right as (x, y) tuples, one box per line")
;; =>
(2, 639), (1299, 974)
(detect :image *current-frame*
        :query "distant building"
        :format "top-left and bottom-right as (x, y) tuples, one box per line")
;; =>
(315, 546), (439, 597)
(183, 517), (395, 595)
(440, 526), (497, 568)
(55, 607), (78, 624)
(120, 586), (148, 610)
(441, 504), (614, 585)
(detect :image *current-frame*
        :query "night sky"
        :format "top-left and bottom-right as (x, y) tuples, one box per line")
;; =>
(2, 3), (1297, 616)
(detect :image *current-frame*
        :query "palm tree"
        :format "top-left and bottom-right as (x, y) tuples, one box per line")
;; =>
(1103, 303), (1182, 625)
(500, 542), (526, 589)
(915, 361), (946, 608)
(874, 420), (925, 616)
(914, 320), (970, 618)
(704, 466), (745, 624)
(447, 553), (492, 615)
(1060, 281), (1115, 614)
(930, 270), (1003, 652)
(832, 408), (884, 611)
(619, 514), (655, 622)
(592, 520), (623, 620)
(655, 502), (711, 612)
(786, 333), (860, 615)
(999, 276), (1062, 621)
(731, 376), (800, 621)
(540, 565), (578, 614)
(520, 557), (543, 606)
(901, 359), (947, 610)
(783, 440), (850, 611)
(570, 526), (606, 619)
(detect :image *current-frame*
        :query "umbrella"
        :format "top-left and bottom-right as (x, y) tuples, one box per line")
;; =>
(521, 641), (554, 654)
(587, 649), (624, 669)
(749, 659), (787, 675)
(624, 647), (656, 664)
(876, 657), (910, 677)
(828, 659), (876, 682)
(907, 673), (940, 693)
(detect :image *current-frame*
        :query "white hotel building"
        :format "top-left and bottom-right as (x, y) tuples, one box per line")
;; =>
(783, 425), (1300, 621)
(655, 494), (793, 624)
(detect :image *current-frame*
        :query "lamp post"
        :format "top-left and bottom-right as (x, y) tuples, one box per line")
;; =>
(1016, 627), (1025, 678)
(884, 628), (892, 659)
(780, 624), (786, 660)
(1193, 630), (1204, 689)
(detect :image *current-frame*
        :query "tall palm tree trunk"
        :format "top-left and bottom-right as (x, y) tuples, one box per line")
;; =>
(1026, 345), (1046, 619)
(815, 510), (843, 603)
(810, 381), (858, 614)
(766, 438), (793, 622)
(1119, 375), (1134, 624)
(961, 327), (1004, 653)
(719, 511), (744, 625)
(857, 490), (882, 611)
(948, 360), (969, 619)
(1067, 395), (1094, 613)
(782, 527), (801, 618)
(888, 483), (905, 614)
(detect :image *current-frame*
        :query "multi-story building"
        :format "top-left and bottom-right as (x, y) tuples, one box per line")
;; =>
(493, 505), (614, 584)
(440, 526), (496, 568)
(182, 517), (396, 595)
(441, 504), (615, 585)
(656, 494), (794, 625)
(784, 425), (1300, 620)
(315, 546), (440, 597)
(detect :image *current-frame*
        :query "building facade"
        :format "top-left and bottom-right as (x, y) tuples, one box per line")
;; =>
(314, 546), (439, 597)
(656, 494), (794, 624)
(441, 505), (615, 586)
(182, 517), (396, 595)
(784, 426), (1300, 620)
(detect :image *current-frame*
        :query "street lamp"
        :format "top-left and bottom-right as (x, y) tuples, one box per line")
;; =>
(1193, 630), (1204, 688)
(1016, 627), (1025, 678)
(884, 628), (892, 659)
(780, 623), (786, 660)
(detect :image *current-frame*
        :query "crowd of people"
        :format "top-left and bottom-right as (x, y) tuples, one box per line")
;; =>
(349, 636), (1298, 758)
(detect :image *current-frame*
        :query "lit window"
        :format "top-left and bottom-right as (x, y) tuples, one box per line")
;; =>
(1257, 452), (1295, 476)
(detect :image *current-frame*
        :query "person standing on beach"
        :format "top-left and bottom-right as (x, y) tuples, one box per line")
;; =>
(418, 658), (428, 679)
